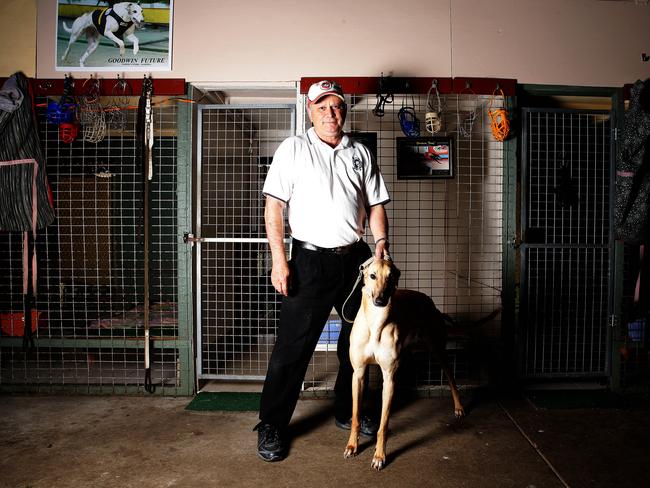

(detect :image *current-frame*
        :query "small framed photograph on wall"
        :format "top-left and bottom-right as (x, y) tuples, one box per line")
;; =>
(396, 136), (454, 179)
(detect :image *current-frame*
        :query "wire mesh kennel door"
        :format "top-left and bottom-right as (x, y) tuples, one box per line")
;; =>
(196, 104), (295, 380)
(520, 108), (613, 379)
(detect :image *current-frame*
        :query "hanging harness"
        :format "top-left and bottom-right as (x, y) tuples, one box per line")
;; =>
(92, 8), (134, 39)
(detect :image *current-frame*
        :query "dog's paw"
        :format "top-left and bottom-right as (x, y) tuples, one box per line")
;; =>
(455, 406), (465, 418)
(371, 456), (386, 470)
(343, 445), (357, 458)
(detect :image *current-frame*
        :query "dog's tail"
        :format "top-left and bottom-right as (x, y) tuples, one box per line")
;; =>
(445, 307), (501, 329)
(62, 22), (73, 33)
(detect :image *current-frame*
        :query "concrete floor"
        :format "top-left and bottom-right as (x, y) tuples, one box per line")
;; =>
(0, 390), (648, 488)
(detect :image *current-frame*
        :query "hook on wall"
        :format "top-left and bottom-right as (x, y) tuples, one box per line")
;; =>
(38, 80), (54, 93)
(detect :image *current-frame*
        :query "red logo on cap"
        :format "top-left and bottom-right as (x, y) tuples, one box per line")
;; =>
(320, 81), (332, 89)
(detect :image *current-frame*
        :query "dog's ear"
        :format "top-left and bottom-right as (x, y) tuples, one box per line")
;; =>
(391, 264), (401, 287)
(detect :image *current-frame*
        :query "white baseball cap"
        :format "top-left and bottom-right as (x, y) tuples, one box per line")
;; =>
(307, 80), (345, 104)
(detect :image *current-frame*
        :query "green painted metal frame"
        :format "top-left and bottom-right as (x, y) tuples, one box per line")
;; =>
(501, 94), (518, 384)
(609, 89), (626, 392)
(174, 89), (196, 396)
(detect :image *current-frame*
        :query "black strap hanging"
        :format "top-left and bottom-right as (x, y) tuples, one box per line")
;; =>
(138, 75), (155, 393)
(372, 73), (394, 117)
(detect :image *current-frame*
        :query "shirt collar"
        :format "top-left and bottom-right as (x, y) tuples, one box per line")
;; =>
(307, 127), (352, 149)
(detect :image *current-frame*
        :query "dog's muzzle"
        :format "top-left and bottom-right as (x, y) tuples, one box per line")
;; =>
(373, 297), (390, 307)
(373, 285), (395, 307)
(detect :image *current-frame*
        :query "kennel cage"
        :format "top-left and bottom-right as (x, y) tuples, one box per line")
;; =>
(0, 79), (193, 394)
(195, 102), (296, 381)
(519, 108), (613, 380)
(195, 79), (513, 394)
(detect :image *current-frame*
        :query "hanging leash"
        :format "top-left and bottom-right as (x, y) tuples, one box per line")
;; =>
(138, 75), (155, 393)
(488, 87), (510, 142)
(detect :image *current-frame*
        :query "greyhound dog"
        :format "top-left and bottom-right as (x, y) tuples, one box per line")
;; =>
(60, 2), (145, 67)
(343, 258), (464, 470)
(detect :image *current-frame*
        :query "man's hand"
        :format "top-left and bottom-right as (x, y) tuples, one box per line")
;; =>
(271, 261), (291, 296)
(374, 239), (390, 260)
(265, 196), (291, 296)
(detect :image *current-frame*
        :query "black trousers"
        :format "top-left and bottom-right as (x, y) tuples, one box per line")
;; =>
(259, 239), (371, 428)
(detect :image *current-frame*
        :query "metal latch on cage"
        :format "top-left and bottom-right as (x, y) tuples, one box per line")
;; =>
(183, 233), (204, 246)
(609, 314), (620, 329)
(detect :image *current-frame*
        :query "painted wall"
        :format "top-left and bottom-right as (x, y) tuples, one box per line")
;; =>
(0, 0), (37, 77)
(31, 0), (649, 86)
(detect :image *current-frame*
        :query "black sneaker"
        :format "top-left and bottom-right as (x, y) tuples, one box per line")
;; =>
(253, 422), (286, 462)
(335, 416), (378, 437)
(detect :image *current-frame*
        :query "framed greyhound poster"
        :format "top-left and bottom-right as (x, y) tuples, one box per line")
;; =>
(56, 0), (174, 71)
(396, 136), (455, 179)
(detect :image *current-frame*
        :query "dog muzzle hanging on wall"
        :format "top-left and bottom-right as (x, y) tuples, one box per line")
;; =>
(488, 87), (510, 142)
(425, 79), (443, 134)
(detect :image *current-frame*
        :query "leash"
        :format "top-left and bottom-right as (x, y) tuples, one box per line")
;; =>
(341, 257), (375, 323)
(138, 75), (155, 394)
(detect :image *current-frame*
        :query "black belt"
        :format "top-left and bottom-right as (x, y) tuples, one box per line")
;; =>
(292, 238), (358, 255)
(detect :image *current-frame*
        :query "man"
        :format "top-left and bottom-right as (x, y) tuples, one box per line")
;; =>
(255, 80), (391, 462)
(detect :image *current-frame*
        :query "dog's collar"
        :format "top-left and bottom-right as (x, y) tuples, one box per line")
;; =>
(358, 255), (391, 272)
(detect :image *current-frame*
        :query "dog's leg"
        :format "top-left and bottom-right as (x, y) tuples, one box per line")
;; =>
(79, 32), (101, 67)
(372, 364), (396, 470)
(61, 29), (83, 61)
(343, 366), (365, 459)
(104, 31), (126, 57)
(124, 31), (139, 56)
(61, 41), (75, 62)
(439, 351), (464, 418)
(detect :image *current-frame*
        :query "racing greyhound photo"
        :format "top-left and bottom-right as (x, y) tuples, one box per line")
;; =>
(60, 2), (145, 67)
(343, 258), (465, 470)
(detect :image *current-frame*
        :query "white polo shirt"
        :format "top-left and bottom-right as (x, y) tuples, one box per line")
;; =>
(263, 128), (390, 248)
